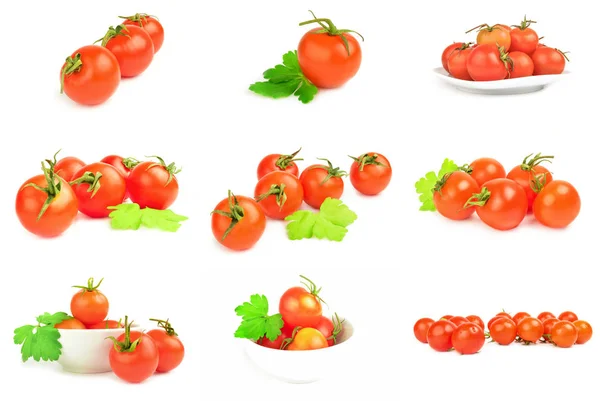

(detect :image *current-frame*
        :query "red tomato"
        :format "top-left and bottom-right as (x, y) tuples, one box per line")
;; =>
(441, 42), (467, 72)
(15, 157), (79, 238)
(258, 323), (294, 349)
(489, 317), (517, 345)
(257, 148), (302, 179)
(487, 315), (506, 331)
(517, 317), (544, 343)
(427, 320), (457, 352)
(467, 157), (506, 187)
(147, 319), (185, 373)
(54, 155), (86, 181)
(466, 315), (485, 331)
(558, 311), (578, 322)
(414, 317), (435, 344)
(87, 319), (123, 329)
(70, 278), (109, 326)
(531, 47), (569, 75)
(432, 171), (479, 221)
(100, 155), (139, 177)
(537, 312), (556, 322)
(121, 13), (164, 53)
(452, 322), (485, 355)
(467, 44), (510, 81)
(465, 178), (528, 230)
(551, 321), (578, 348)
(573, 320), (593, 344)
(297, 12), (362, 88)
(299, 159), (346, 209)
(254, 171), (304, 219)
(543, 318), (560, 336)
(314, 314), (344, 346)
(108, 317), (159, 383)
(496, 312), (512, 319)
(466, 23), (511, 49)
(99, 24), (154, 77)
(285, 328), (328, 350)
(348, 152), (392, 195)
(211, 191), (266, 251)
(70, 162), (127, 218)
(279, 276), (323, 328)
(507, 51), (534, 78)
(449, 316), (469, 327)
(512, 312), (531, 326)
(447, 44), (474, 80)
(55, 318), (87, 330)
(127, 157), (180, 210)
(510, 17), (539, 55)
(533, 180), (581, 228)
(440, 315), (454, 320)
(506, 153), (553, 212)
(60, 45), (120, 106)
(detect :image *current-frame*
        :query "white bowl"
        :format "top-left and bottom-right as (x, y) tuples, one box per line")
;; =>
(57, 324), (142, 374)
(433, 67), (569, 95)
(244, 317), (354, 383)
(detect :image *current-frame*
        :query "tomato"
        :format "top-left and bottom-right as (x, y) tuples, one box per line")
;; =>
(543, 318), (560, 337)
(440, 315), (454, 320)
(496, 312), (512, 319)
(108, 317), (159, 383)
(314, 314), (344, 346)
(467, 44), (510, 81)
(100, 155), (139, 178)
(531, 47), (568, 75)
(465, 178), (528, 230)
(60, 45), (120, 106)
(211, 191), (266, 251)
(54, 155), (86, 181)
(510, 17), (539, 55)
(507, 51), (534, 78)
(466, 315), (485, 331)
(121, 13), (164, 53)
(466, 24), (511, 50)
(495, 24), (511, 33)
(573, 320), (593, 344)
(427, 320), (457, 352)
(127, 157), (180, 210)
(451, 322), (485, 355)
(87, 320), (123, 329)
(98, 24), (154, 77)
(258, 323), (294, 349)
(348, 152), (392, 195)
(55, 318), (86, 329)
(16, 156), (79, 238)
(285, 328), (328, 350)
(551, 321), (578, 348)
(537, 312), (556, 322)
(432, 171), (479, 221)
(512, 312), (531, 326)
(297, 12), (362, 88)
(467, 158), (506, 187)
(507, 153), (553, 212)
(70, 162), (127, 218)
(449, 316), (469, 327)
(254, 171), (304, 219)
(558, 311), (578, 322)
(441, 42), (466, 72)
(299, 159), (346, 209)
(487, 315), (506, 331)
(279, 276), (323, 327)
(414, 318), (435, 344)
(517, 317), (543, 343)
(147, 319), (185, 373)
(70, 278), (109, 326)
(257, 148), (302, 179)
(489, 317), (517, 345)
(447, 43), (474, 80)
(533, 180), (581, 228)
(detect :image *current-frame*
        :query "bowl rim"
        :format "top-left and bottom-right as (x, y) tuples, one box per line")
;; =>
(57, 323), (142, 333)
(432, 66), (570, 85)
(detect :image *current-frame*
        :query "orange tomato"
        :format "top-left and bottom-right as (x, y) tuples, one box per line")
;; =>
(467, 23), (511, 50)
(55, 318), (86, 329)
(286, 328), (328, 350)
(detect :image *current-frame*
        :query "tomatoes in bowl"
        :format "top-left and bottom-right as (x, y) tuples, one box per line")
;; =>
(279, 276), (323, 328)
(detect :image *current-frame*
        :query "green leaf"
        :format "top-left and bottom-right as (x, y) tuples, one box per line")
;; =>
(108, 203), (143, 230)
(295, 80), (318, 104)
(235, 294), (269, 320)
(415, 158), (459, 211)
(319, 198), (357, 227)
(313, 215), (349, 242)
(285, 210), (317, 240)
(37, 312), (70, 326)
(108, 203), (188, 232)
(140, 208), (189, 232)
(438, 158), (459, 178)
(249, 80), (301, 99)
(14, 313), (66, 363)
(234, 295), (283, 341)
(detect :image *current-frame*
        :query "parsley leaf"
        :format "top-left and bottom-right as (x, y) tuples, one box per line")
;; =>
(14, 312), (70, 362)
(108, 203), (143, 229)
(37, 312), (70, 326)
(319, 198), (358, 227)
(249, 50), (318, 104)
(284, 198), (357, 241)
(284, 210), (317, 240)
(234, 294), (284, 341)
(415, 158), (459, 211)
(313, 215), (348, 242)
(108, 203), (188, 232)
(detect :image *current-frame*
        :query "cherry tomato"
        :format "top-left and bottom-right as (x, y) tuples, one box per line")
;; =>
(414, 318), (435, 344)
(427, 320), (457, 352)
(449, 316), (469, 327)
(433, 171), (480, 220)
(451, 322), (485, 355)
(54, 155), (86, 181)
(533, 180), (581, 228)
(551, 321), (578, 348)
(279, 276), (323, 328)
(465, 178), (528, 230)
(285, 328), (328, 350)
(537, 311), (556, 322)
(254, 171), (304, 219)
(488, 315), (507, 331)
(531, 47), (569, 75)
(127, 157), (180, 210)
(467, 158), (506, 187)
(506, 153), (553, 212)
(495, 24), (511, 33)
(447, 44), (474, 80)
(60, 45), (120, 106)
(512, 312), (531, 326)
(517, 317), (544, 343)
(348, 152), (392, 195)
(297, 12), (362, 88)
(441, 42), (466, 72)
(558, 311), (578, 322)
(100, 155), (139, 200)
(489, 317), (517, 345)
(121, 13), (164, 53)
(467, 44), (510, 81)
(299, 159), (346, 209)
(87, 320), (124, 329)
(466, 24), (511, 49)
(543, 318), (560, 337)
(70, 162), (127, 218)
(211, 190), (266, 251)
(510, 17), (539, 55)
(257, 148), (302, 179)
(440, 315), (454, 320)
(496, 312), (512, 319)
(147, 319), (185, 373)
(70, 278), (109, 326)
(507, 51), (534, 78)
(258, 323), (294, 349)
(573, 320), (593, 344)
(99, 24), (154, 77)
(466, 315), (485, 331)
(314, 314), (344, 346)
(55, 318), (86, 329)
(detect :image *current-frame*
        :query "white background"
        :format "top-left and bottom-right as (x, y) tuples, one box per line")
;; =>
(0, 0), (598, 400)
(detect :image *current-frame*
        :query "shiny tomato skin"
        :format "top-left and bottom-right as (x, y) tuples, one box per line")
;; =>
(468, 158), (506, 187)
(543, 318), (560, 336)
(87, 320), (123, 329)
(414, 318), (435, 344)
(259, 323), (294, 350)
(473, 178), (528, 230)
(451, 322), (485, 355)
(512, 312), (531, 326)
(433, 171), (479, 221)
(257, 154), (300, 180)
(286, 328), (328, 350)
(510, 27), (539, 55)
(147, 329), (185, 372)
(489, 317), (517, 345)
(100, 155), (131, 177)
(496, 312), (512, 319)
(427, 320), (457, 352)
(54, 156), (86, 181)
(349, 152), (392, 195)
(573, 320), (593, 344)
(442, 42), (466, 72)
(558, 311), (578, 322)
(551, 321), (578, 348)
(104, 25), (154, 77)
(123, 15), (164, 53)
(517, 317), (544, 343)
(55, 318), (86, 329)
(254, 171), (304, 219)
(467, 44), (508, 81)
(488, 315), (505, 331)
(440, 315), (454, 320)
(211, 194), (266, 251)
(449, 316), (469, 327)
(109, 332), (159, 383)
(279, 286), (322, 328)
(507, 164), (552, 212)
(297, 28), (361, 89)
(71, 162), (127, 218)
(531, 47), (566, 75)
(448, 47), (474, 80)
(127, 161), (179, 210)
(476, 26), (511, 49)
(466, 315), (485, 331)
(314, 316), (343, 347)
(533, 180), (581, 228)
(537, 312), (556, 322)
(61, 45), (120, 106)
(70, 287), (109, 326)
(299, 164), (344, 209)
(508, 51), (534, 78)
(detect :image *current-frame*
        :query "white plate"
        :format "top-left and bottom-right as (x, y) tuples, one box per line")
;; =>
(433, 67), (569, 95)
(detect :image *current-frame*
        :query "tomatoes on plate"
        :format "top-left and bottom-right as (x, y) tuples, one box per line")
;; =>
(257, 148), (302, 179)
(254, 171), (304, 219)
(414, 318), (435, 344)
(533, 180), (580, 228)
(441, 42), (466, 72)
(127, 156), (180, 210)
(285, 328), (328, 350)
(87, 319), (124, 329)
(507, 51), (534, 78)
(466, 315), (485, 331)
(297, 11), (363, 88)
(60, 45), (120, 106)
(55, 318), (86, 329)
(510, 17), (539, 55)
(258, 323), (294, 349)
(427, 320), (457, 352)
(531, 47), (569, 75)
(98, 24), (154, 77)
(466, 157), (506, 187)
(512, 312), (530, 326)
(558, 311), (578, 322)
(551, 321), (578, 348)
(447, 43), (474, 80)
(121, 13), (164, 53)
(573, 320), (593, 344)
(54, 154), (86, 181)
(507, 153), (553, 212)
(451, 322), (485, 355)
(314, 314), (344, 346)
(432, 171), (479, 220)
(147, 319), (185, 373)
(517, 317), (543, 343)
(70, 162), (127, 218)
(70, 277), (109, 326)
(489, 317), (517, 345)
(467, 44), (510, 81)
(279, 276), (323, 327)
(467, 23), (511, 49)
(348, 152), (392, 195)
(211, 190), (266, 251)
(299, 159), (346, 209)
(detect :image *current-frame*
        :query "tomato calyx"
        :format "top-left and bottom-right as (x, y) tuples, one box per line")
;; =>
(457, 164), (473, 174)
(145, 156), (181, 186)
(21, 150), (64, 221)
(448, 42), (474, 58)
(107, 316), (142, 353)
(69, 171), (103, 198)
(463, 187), (491, 208)
(349, 153), (389, 172)
(280, 326), (301, 350)
(308, 158), (347, 185)
(95, 24), (131, 47)
(432, 172), (454, 193)
(72, 277), (104, 293)
(60, 54), (83, 94)
(511, 15), (537, 31)
(299, 10), (364, 57)
(300, 275), (327, 306)
(122, 157), (141, 170)
(519, 152), (554, 172)
(328, 313), (345, 344)
(210, 190), (245, 240)
(118, 13), (158, 27)
(275, 148), (303, 170)
(255, 183), (288, 210)
(465, 23), (503, 34)
(149, 318), (178, 336)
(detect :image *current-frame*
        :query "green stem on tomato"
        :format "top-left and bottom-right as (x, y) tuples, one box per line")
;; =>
(298, 10), (364, 57)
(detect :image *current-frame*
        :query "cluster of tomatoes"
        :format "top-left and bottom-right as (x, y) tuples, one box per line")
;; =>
(58, 278), (184, 383)
(414, 311), (592, 355)
(434, 153), (580, 230)
(441, 16), (568, 81)
(15, 151), (181, 238)
(61, 13), (164, 106)
(211, 148), (392, 251)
